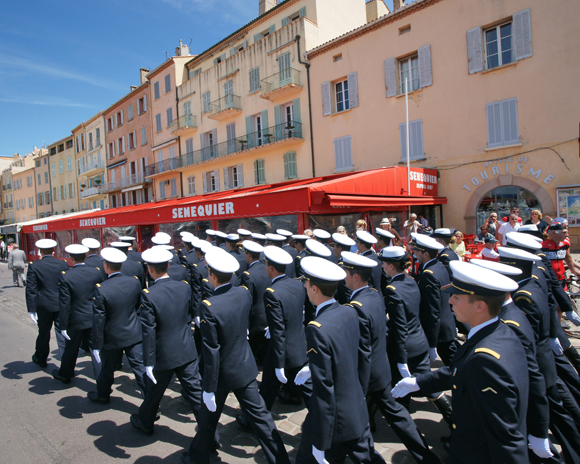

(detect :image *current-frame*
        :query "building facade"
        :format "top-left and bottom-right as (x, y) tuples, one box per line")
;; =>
(13, 166), (37, 223)
(34, 152), (52, 218)
(48, 136), (78, 215)
(306, 0), (580, 247)
(77, 113), (108, 211)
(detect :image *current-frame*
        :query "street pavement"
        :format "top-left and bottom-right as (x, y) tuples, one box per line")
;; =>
(0, 259), (578, 463)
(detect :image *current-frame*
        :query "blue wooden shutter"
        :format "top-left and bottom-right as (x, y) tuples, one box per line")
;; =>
(254, 160), (259, 185)
(220, 53), (226, 62)
(224, 167), (230, 190)
(501, 98), (519, 145)
(246, 116), (253, 149)
(347, 72), (358, 108)
(322, 81), (331, 116)
(254, 33), (261, 43)
(243, 39), (247, 49)
(230, 47), (236, 56)
(384, 57), (397, 97)
(282, 17), (288, 27)
(269, 24), (275, 35)
(513, 9), (532, 60)
(261, 110), (268, 130)
(274, 105), (282, 140)
(292, 98), (301, 136)
(299, 7), (306, 17)
(418, 45), (432, 87)
(466, 27), (483, 74)
(486, 101), (502, 147)
(410, 120), (424, 160)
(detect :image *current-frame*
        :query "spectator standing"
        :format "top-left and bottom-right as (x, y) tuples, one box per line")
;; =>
(0, 238), (5, 260)
(379, 218), (401, 246)
(450, 231), (466, 258)
(486, 212), (499, 237)
(497, 214), (521, 245)
(418, 214), (429, 227)
(525, 210), (551, 235)
(501, 207), (522, 223)
(403, 214), (420, 244)
(8, 243), (27, 287)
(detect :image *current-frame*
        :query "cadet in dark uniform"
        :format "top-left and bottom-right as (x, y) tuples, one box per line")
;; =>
(412, 235), (457, 366)
(89, 247), (146, 403)
(26, 239), (69, 368)
(430, 228), (459, 276)
(183, 248), (290, 464)
(296, 256), (384, 464)
(332, 233), (355, 305)
(266, 232), (295, 278)
(82, 238), (107, 280)
(119, 235), (142, 263)
(380, 247), (453, 429)
(392, 261), (531, 464)
(375, 227), (395, 249)
(237, 228), (252, 241)
(355, 230), (385, 299)
(214, 231), (229, 251)
(499, 246), (580, 464)
(292, 234), (309, 278)
(205, 229), (216, 246)
(152, 232), (181, 265)
(181, 233), (199, 266)
(130, 247), (203, 435)
(111, 241), (146, 289)
(278, 229), (298, 267)
(251, 232), (268, 262)
(302, 239), (334, 325)
(343, 252), (441, 464)
(52, 244), (104, 384)
(226, 233), (248, 278)
(313, 229), (337, 264)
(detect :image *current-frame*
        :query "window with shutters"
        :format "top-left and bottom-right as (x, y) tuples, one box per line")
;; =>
(167, 107), (173, 127)
(187, 176), (196, 196)
(67, 157), (72, 171)
(137, 96), (147, 114)
(254, 159), (266, 185)
(115, 110), (123, 127)
(155, 113), (162, 132)
(88, 132), (93, 151)
(335, 80), (349, 113)
(334, 136), (353, 172)
(128, 104), (134, 121)
(59, 159), (64, 174)
(399, 119), (425, 161)
(170, 178), (177, 197)
(51, 163), (55, 177)
(486, 97), (519, 148)
(44, 172), (48, 183)
(204, 170), (219, 193)
(141, 126), (147, 145)
(154, 81), (160, 100)
(202, 91), (211, 113)
(226, 122), (237, 154)
(165, 74), (171, 93)
(117, 137), (125, 155)
(385, 46), (432, 97)
(485, 23), (514, 69)
(224, 164), (243, 189)
(96, 128), (101, 146)
(160, 181), (166, 199)
(128, 132), (136, 150)
(399, 55), (420, 93)
(322, 72), (359, 115)
(284, 152), (297, 179)
(188, 68), (202, 79)
(249, 67), (260, 93)
(106, 117), (113, 132)
(107, 142), (115, 159)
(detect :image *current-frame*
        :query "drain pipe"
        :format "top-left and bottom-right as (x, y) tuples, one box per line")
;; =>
(295, 35), (316, 178)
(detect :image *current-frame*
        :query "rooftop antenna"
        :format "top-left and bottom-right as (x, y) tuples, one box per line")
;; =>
(189, 39), (193, 49)
(164, 51), (168, 59)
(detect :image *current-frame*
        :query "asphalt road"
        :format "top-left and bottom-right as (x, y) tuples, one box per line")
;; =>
(1, 258), (578, 463)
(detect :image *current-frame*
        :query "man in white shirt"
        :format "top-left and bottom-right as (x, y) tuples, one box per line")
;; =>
(497, 214), (520, 245)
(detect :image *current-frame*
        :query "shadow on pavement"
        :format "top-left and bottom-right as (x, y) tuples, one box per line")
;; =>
(1, 360), (39, 379)
(56, 393), (138, 419)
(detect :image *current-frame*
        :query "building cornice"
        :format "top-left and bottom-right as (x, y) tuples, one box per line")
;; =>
(102, 81), (149, 115)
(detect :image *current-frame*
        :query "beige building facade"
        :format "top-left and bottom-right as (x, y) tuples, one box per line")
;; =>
(77, 113), (108, 211)
(34, 152), (52, 218)
(48, 136), (78, 215)
(13, 166), (37, 223)
(306, 0), (580, 247)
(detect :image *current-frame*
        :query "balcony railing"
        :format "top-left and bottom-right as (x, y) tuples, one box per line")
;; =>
(260, 68), (302, 98)
(79, 159), (104, 175)
(170, 114), (197, 134)
(100, 172), (149, 193)
(4, 201), (13, 208)
(6, 184), (12, 190)
(145, 120), (302, 176)
(80, 186), (101, 199)
(208, 95), (242, 119)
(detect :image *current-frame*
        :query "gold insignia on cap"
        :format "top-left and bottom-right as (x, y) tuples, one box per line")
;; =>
(351, 301), (363, 307)
(266, 287), (274, 293)
(308, 321), (321, 328)
(203, 299), (211, 306)
(474, 347), (500, 359)
(501, 319), (520, 327)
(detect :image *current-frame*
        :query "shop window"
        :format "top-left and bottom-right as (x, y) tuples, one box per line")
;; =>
(476, 186), (539, 230)
(217, 215), (296, 235)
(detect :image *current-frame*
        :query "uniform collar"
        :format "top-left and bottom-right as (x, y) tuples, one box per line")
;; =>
(468, 317), (498, 339)
(517, 277), (532, 287)
(315, 298), (336, 317)
(249, 260), (260, 268)
(41, 255), (53, 259)
(350, 285), (369, 300)
(424, 258), (438, 269)
(87, 253), (97, 258)
(392, 272), (406, 280)
(502, 297), (513, 306)
(214, 283), (232, 295)
(73, 263), (86, 267)
(108, 272), (122, 279)
(362, 249), (374, 256)
(272, 274), (286, 284)
(155, 275), (170, 283)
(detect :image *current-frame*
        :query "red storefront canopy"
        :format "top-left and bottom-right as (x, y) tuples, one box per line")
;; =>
(22, 166), (446, 234)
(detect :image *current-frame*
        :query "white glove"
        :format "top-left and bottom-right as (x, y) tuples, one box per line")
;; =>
(203, 391), (217, 412)
(275, 368), (287, 384)
(295, 365), (311, 386)
(397, 363), (412, 378)
(566, 311), (580, 326)
(312, 445), (329, 464)
(264, 327), (271, 339)
(528, 435), (553, 458)
(550, 338), (563, 356)
(391, 377), (419, 398)
(145, 366), (157, 384)
(429, 347), (438, 361)
(61, 330), (71, 341)
(92, 349), (101, 364)
(30, 312), (38, 324)
(195, 316), (200, 328)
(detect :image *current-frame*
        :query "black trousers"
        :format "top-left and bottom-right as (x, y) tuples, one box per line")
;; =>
(97, 342), (146, 399)
(547, 383), (580, 464)
(138, 358), (202, 429)
(248, 331), (269, 367)
(59, 327), (100, 380)
(554, 353), (580, 431)
(34, 310), (66, 363)
(187, 379), (290, 464)
(259, 354), (311, 410)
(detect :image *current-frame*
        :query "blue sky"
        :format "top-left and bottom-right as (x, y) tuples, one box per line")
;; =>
(0, 0), (395, 157)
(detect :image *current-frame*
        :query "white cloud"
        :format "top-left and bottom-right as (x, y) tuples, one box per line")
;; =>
(0, 96), (96, 109)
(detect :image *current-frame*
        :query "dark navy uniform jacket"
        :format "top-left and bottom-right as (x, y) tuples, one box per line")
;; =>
(361, 250), (384, 299)
(418, 320), (529, 464)
(282, 244), (297, 278)
(167, 262), (190, 283)
(294, 249), (307, 278)
(500, 300), (549, 439)
(85, 254), (107, 280)
(169, 249), (181, 265)
(306, 301), (368, 451)
(241, 261), (269, 337)
(325, 243), (338, 264)
(59, 263), (104, 331)
(26, 255), (69, 314)
(512, 278), (557, 388)
(185, 248), (199, 265)
(229, 249), (248, 279)
(417, 259), (456, 347)
(185, 251), (202, 319)
(140, 277), (196, 370)
(437, 247), (459, 277)
(199, 283), (256, 392)
(384, 273), (429, 364)
(335, 260), (352, 305)
(121, 258), (146, 289)
(537, 252), (574, 314)
(127, 249), (142, 263)
(349, 286), (390, 394)
(264, 275), (307, 369)
(92, 273), (142, 350)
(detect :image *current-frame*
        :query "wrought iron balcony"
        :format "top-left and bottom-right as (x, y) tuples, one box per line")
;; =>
(100, 172), (149, 193)
(208, 95), (242, 120)
(260, 68), (302, 101)
(80, 186), (102, 199)
(79, 159), (105, 177)
(170, 114), (197, 135)
(145, 120), (302, 177)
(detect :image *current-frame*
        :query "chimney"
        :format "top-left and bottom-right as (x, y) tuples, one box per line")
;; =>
(130, 85), (137, 92)
(393, 0), (405, 11)
(259, 0), (276, 16)
(140, 68), (150, 85)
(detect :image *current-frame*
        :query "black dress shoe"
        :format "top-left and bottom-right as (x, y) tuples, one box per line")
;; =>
(211, 439), (221, 452)
(277, 389), (302, 405)
(51, 368), (71, 384)
(88, 391), (110, 404)
(32, 355), (47, 368)
(181, 452), (195, 464)
(130, 414), (153, 435)
(236, 413), (253, 432)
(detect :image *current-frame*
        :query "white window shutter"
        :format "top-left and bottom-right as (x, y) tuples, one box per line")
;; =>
(203, 173), (207, 193)
(122, 136), (126, 153)
(322, 81), (331, 116)
(486, 101), (502, 147)
(399, 122), (407, 162)
(237, 163), (243, 187)
(384, 57), (397, 97)
(513, 9), (532, 60)
(230, 47), (236, 56)
(214, 169), (220, 191)
(347, 72), (358, 108)
(411, 120), (424, 160)
(211, 128), (217, 145)
(143, 95), (147, 111)
(418, 45), (432, 87)
(269, 24), (275, 35)
(466, 27), (483, 74)
(224, 167), (230, 189)
(107, 144), (110, 158)
(254, 33), (261, 43)
(334, 137), (344, 171)
(502, 98), (519, 145)
(121, 110), (124, 124)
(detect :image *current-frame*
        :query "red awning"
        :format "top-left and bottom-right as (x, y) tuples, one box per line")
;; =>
(326, 194), (447, 208)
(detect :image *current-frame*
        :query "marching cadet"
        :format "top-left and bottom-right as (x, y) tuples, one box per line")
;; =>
(225, 233), (248, 278)
(152, 232), (180, 264)
(499, 246), (580, 464)
(342, 251), (441, 464)
(52, 244), (104, 384)
(155, 245), (190, 283)
(295, 256), (384, 464)
(131, 247), (204, 436)
(392, 261), (530, 464)
(239, 240), (270, 367)
(332, 232), (355, 304)
(375, 227), (395, 249)
(182, 248), (290, 464)
(82, 238), (107, 280)
(182, 235), (202, 317)
(412, 235), (457, 366)
(26, 239), (69, 368)
(192, 240), (214, 301)
(205, 229), (216, 245)
(292, 234), (309, 278)
(430, 228), (459, 276)
(312, 229), (337, 264)
(251, 232), (268, 263)
(266, 232), (295, 278)
(118, 235), (142, 263)
(214, 231), (229, 251)
(89, 247), (146, 404)
(237, 228), (252, 241)
(277, 229), (298, 264)
(110, 241), (146, 289)
(355, 230), (384, 298)
(379, 247), (453, 430)
(181, 232), (199, 265)
(302, 239), (333, 325)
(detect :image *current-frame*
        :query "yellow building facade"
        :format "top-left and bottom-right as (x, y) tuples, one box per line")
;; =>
(48, 135), (78, 215)
(12, 166), (37, 223)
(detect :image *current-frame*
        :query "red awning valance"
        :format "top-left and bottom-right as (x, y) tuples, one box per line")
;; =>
(326, 194), (447, 208)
